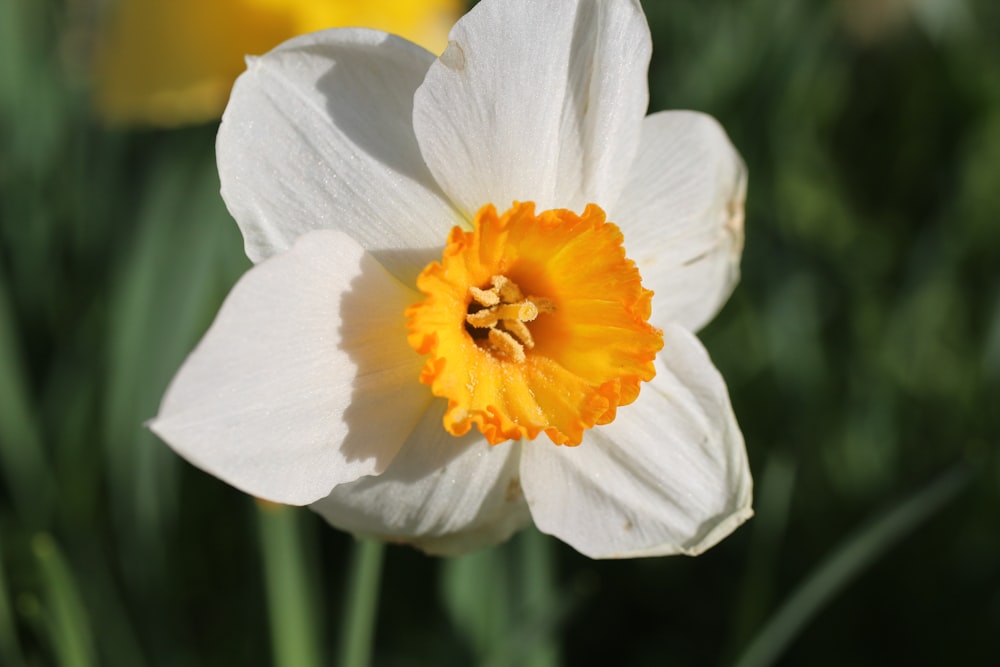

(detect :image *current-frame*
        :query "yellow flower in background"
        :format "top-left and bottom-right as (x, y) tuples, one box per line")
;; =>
(94, 0), (462, 126)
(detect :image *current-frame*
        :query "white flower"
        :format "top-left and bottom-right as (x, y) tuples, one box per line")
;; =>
(151, 0), (753, 558)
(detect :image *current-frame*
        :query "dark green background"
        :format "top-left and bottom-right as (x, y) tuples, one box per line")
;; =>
(1, 0), (997, 664)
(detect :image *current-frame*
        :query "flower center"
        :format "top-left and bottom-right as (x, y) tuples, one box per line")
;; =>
(406, 202), (663, 446)
(464, 275), (555, 363)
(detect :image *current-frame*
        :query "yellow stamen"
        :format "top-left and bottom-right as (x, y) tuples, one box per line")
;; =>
(469, 285), (500, 307)
(464, 273), (545, 359)
(488, 327), (526, 363)
(502, 319), (534, 349)
(406, 202), (663, 446)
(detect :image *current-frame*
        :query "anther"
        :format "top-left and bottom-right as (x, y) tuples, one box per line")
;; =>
(503, 319), (535, 348)
(493, 275), (524, 302)
(469, 285), (500, 307)
(488, 327), (526, 363)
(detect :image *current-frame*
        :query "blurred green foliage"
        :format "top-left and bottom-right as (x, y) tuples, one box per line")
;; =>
(1, 0), (998, 665)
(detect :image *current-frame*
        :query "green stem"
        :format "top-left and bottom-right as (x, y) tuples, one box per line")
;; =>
(516, 528), (560, 667)
(338, 540), (386, 667)
(257, 503), (321, 667)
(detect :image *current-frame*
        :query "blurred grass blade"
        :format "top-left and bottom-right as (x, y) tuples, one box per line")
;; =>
(511, 528), (560, 667)
(441, 544), (511, 662)
(338, 539), (385, 667)
(730, 454), (798, 651)
(257, 503), (322, 667)
(0, 534), (26, 667)
(492, 529), (578, 667)
(0, 267), (53, 526)
(32, 534), (96, 667)
(734, 465), (970, 667)
(442, 530), (566, 667)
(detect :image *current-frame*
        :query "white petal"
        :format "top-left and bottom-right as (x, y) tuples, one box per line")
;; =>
(521, 324), (752, 559)
(310, 402), (529, 555)
(413, 0), (651, 216)
(612, 111), (747, 332)
(150, 230), (429, 505)
(217, 28), (463, 284)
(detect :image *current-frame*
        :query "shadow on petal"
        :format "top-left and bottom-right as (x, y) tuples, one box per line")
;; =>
(337, 244), (467, 476)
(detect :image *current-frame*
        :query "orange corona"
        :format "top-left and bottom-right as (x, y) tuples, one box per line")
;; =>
(407, 202), (664, 446)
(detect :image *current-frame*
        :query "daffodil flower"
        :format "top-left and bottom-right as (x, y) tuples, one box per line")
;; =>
(151, 0), (753, 558)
